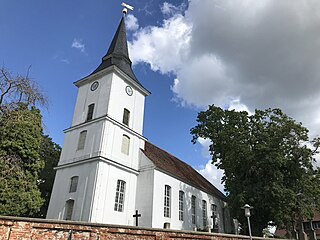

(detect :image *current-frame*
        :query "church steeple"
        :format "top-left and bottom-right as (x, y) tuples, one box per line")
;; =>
(91, 17), (140, 84)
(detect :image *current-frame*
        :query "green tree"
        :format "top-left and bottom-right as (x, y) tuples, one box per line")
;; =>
(191, 105), (320, 235)
(0, 104), (44, 216)
(36, 135), (61, 218)
(0, 67), (60, 217)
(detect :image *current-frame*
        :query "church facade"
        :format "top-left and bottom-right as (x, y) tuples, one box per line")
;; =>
(47, 16), (232, 233)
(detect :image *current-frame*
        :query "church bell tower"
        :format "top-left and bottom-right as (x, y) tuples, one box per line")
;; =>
(47, 16), (150, 225)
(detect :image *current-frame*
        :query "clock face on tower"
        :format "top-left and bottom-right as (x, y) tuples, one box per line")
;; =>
(125, 85), (133, 96)
(90, 81), (99, 91)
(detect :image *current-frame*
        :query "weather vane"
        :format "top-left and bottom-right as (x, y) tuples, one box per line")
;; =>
(121, 2), (134, 15)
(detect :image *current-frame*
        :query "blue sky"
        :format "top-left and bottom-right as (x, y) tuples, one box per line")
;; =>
(0, 0), (212, 186)
(2, 0), (320, 191)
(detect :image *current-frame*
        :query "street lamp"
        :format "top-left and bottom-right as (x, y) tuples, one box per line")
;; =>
(242, 204), (253, 240)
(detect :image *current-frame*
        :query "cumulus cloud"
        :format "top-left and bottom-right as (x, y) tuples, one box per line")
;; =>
(198, 160), (225, 193)
(71, 38), (85, 53)
(125, 14), (139, 31)
(196, 138), (225, 193)
(129, 14), (191, 74)
(129, 0), (320, 138)
(129, 0), (320, 188)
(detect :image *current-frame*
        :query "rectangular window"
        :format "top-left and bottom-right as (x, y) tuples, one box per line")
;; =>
(202, 200), (207, 227)
(69, 176), (79, 193)
(314, 222), (320, 229)
(114, 180), (126, 212)
(191, 195), (196, 224)
(86, 104), (95, 121)
(122, 108), (130, 126)
(64, 199), (74, 220)
(77, 130), (87, 150)
(179, 191), (184, 221)
(121, 135), (130, 155)
(164, 185), (171, 218)
(212, 204), (218, 228)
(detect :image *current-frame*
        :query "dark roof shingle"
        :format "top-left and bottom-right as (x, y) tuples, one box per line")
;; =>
(142, 141), (226, 200)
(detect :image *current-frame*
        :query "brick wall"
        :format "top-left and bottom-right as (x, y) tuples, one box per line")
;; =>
(0, 216), (273, 240)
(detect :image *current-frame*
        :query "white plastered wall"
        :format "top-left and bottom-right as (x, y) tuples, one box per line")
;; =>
(151, 169), (226, 231)
(135, 152), (156, 228)
(107, 72), (146, 135)
(90, 160), (138, 225)
(46, 161), (98, 221)
(71, 74), (112, 126)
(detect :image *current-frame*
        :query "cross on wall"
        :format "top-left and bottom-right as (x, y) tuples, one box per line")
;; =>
(133, 210), (141, 226)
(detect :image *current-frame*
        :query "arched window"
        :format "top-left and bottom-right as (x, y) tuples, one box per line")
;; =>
(77, 130), (87, 150)
(64, 199), (74, 220)
(114, 180), (126, 212)
(121, 135), (130, 155)
(202, 200), (207, 227)
(69, 176), (79, 193)
(191, 195), (196, 224)
(179, 191), (184, 221)
(164, 185), (171, 218)
(122, 108), (130, 126)
(86, 104), (95, 121)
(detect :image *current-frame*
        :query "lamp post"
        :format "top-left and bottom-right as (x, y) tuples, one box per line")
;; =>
(242, 204), (253, 240)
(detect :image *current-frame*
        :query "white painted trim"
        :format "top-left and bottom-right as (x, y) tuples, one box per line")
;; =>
(74, 65), (150, 96)
(55, 156), (140, 175)
(64, 114), (147, 141)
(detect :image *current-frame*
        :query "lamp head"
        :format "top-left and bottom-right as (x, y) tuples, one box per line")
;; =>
(241, 204), (253, 217)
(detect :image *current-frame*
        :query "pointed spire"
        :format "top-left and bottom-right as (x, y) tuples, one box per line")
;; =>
(104, 17), (129, 60)
(91, 17), (140, 83)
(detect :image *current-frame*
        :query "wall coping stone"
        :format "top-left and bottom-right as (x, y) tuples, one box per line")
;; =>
(0, 215), (285, 240)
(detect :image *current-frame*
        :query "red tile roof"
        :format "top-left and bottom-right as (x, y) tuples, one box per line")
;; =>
(142, 141), (226, 200)
(313, 212), (320, 221)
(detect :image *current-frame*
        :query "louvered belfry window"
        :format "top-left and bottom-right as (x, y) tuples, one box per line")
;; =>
(122, 108), (130, 126)
(86, 104), (95, 121)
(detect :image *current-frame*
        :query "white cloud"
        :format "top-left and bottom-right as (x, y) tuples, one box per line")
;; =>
(129, 0), (320, 138)
(161, 2), (187, 16)
(198, 160), (225, 193)
(60, 58), (70, 64)
(125, 14), (139, 31)
(71, 38), (85, 53)
(228, 99), (251, 113)
(129, 14), (191, 74)
(196, 138), (225, 193)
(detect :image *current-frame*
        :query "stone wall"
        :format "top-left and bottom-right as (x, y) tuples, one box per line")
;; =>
(0, 216), (273, 240)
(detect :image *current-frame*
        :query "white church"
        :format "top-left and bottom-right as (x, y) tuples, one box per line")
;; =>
(47, 15), (232, 233)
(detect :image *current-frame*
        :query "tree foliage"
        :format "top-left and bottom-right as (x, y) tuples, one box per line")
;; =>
(36, 135), (61, 218)
(191, 105), (320, 235)
(0, 67), (60, 217)
(0, 104), (44, 216)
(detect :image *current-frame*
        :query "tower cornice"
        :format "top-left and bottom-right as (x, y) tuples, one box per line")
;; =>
(74, 65), (150, 96)
(64, 113), (148, 142)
